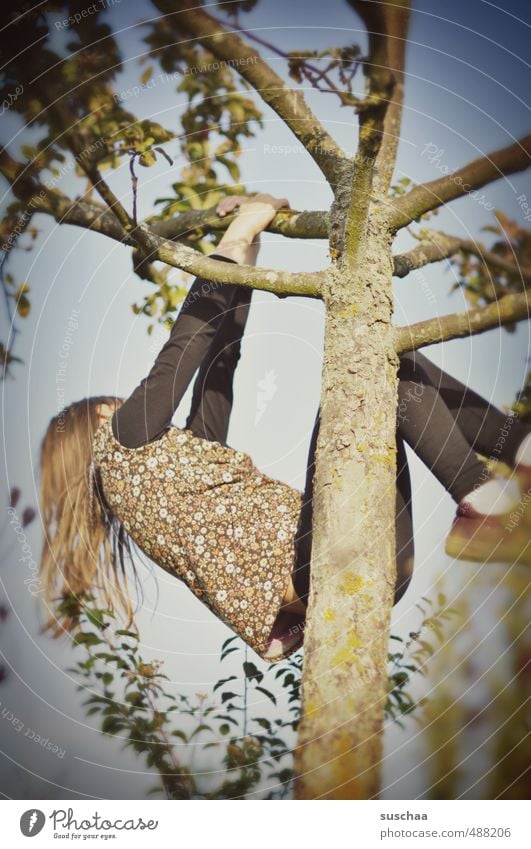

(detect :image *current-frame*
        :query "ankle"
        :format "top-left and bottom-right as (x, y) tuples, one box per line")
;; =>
(460, 476), (521, 517)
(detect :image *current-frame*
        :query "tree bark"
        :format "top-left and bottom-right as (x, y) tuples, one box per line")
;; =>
(393, 228), (531, 281)
(396, 290), (531, 352)
(389, 134), (531, 230)
(294, 224), (398, 798)
(293, 0), (411, 799)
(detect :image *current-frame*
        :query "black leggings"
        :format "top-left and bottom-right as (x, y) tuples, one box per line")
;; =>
(293, 354), (529, 605)
(113, 266), (530, 606)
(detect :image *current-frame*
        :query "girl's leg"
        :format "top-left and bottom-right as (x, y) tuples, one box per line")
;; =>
(396, 352), (531, 566)
(397, 353), (494, 503)
(291, 413), (319, 608)
(292, 416), (415, 607)
(397, 351), (531, 507)
(112, 255), (243, 449)
(185, 286), (253, 445)
(404, 351), (531, 467)
(395, 433), (415, 603)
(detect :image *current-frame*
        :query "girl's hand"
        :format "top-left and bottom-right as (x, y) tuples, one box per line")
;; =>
(216, 195), (249, 218)
(216, 193), (290, 239)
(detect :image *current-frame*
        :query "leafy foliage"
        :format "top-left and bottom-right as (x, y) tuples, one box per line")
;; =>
(0, 0), (264, 357)
(451, 211), (531, 317)
(59, 594), (302, 799)
(142, 14), (263, 239)
(51, 584), (454, 799)
(386, 594), (460, 728)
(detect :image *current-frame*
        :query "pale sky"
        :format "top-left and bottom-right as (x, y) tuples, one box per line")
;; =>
(1, 0), (529, 799)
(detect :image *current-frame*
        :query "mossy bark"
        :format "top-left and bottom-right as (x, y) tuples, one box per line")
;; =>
(294, 220), (398, 799)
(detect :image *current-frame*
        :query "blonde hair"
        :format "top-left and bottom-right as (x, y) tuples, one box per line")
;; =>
(39, 396), (140, 636)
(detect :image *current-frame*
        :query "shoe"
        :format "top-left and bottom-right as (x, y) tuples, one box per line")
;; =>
(515, 461), (531, 498)
(263, 609), (306, 662)
(445, 498), (531, 567)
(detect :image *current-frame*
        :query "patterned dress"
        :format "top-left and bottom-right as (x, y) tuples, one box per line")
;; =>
(92, 418), (305, 662)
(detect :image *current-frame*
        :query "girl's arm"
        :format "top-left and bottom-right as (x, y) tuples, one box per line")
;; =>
(211, 193), (290, 265)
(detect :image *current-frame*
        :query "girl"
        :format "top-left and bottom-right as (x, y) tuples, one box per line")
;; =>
(39, 194), (531, 663)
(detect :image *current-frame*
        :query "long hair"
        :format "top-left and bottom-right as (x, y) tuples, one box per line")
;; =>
(39, 395), (141, 636)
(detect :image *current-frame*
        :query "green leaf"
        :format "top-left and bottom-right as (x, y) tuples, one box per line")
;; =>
(16, 293), (31, 318)
(73, 632), (104, 647)
(274, 666), (289, 679)
(189, 723), (213, 739)
(124, 691), (144, 707)
(221, 636), (240, 652)
(140, 66), (154, 85)
(85, 609), (107, 630)
(221, 691), (239, 704)
(216, 154), (240, 182)
(213, 675), (237, 693)
(101, 716), (125, 735)
(243, 661), (263, 684)
(139, 151), (157, 167)
(255, 686), (277, 706)
(21, 144), (39, 161)
(214, 713), (238, 726)
(220, 646), (240, 662)
(171, 730), (188, 742)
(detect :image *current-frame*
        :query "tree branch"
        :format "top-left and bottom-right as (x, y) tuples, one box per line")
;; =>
(395, 291), (530, 352)
(389, 134), (531, 230)
(151, 206), (329, 241)
(218, 15), (361, 108)
(392, 228), (531, 282)
(348, 0), (410, 197)
(138, 227), (324, 298)
(11, 152), (528, 299)
(154, 0), (345, 185)
(34, 89), (138, 236)
(0, 152), (324, 298)
(337, 1), (410, 266)
(1, 147), (329, 243)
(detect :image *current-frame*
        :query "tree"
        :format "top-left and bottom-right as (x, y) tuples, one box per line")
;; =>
(1, 0), (529, 799)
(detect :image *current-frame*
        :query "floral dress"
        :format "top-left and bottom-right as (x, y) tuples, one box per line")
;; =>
(92, 418), (305, 662)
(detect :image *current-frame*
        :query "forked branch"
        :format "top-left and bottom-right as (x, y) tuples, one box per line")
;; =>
(348, 0), (410, 196)
(393, 228), (531, 282)
(155, 0), (345, 184)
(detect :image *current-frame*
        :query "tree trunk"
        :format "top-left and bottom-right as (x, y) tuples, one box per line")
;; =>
(294, 220), (398, 799)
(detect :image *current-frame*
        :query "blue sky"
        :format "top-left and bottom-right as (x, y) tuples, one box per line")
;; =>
(1, 0), (529, 799)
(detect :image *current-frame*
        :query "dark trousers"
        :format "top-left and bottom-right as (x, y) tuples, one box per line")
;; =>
(292, 354), (529, 605)
(116, 271), (530, 606)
